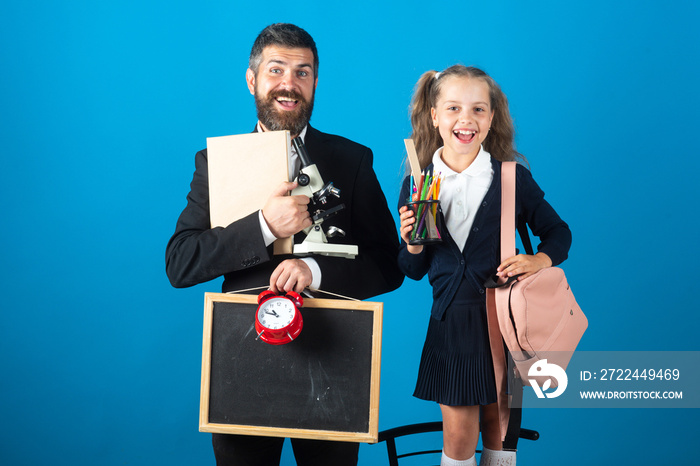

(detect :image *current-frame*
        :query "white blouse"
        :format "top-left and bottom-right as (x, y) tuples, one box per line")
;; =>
(432, 145), (494, 251)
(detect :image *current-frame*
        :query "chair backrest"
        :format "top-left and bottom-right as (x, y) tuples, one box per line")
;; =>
(377, 421), (539, 466)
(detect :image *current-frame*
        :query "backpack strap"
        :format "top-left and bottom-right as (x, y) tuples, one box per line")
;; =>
(500, 162), (517, 263)
(498, 162), (523, 451)
(503, 160), (536, 257)
(518, 222), (534, 256)
(484, 163), (533, 289)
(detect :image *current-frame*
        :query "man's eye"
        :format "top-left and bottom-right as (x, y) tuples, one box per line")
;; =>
(270, 68), (282, 74)
(297, 71), (308, 77)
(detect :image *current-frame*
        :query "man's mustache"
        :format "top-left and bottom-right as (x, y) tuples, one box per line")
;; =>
(267, 90), (305, 103)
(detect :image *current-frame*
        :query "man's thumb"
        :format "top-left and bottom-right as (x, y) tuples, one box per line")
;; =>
(272, 181), (297, 196)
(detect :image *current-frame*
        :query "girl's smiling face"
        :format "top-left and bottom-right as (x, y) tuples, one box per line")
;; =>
(431, 76), (494, 170)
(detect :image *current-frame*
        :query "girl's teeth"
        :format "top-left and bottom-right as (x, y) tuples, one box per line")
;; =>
(454, 130), (476, 141)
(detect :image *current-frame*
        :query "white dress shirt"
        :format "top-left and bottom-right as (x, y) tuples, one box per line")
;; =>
(432, 145), (494, 252)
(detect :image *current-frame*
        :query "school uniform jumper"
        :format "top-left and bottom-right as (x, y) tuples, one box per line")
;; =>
(397, 154), (571, 407)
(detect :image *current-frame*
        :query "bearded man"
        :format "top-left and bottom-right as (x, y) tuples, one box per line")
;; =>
(165, 23), (403, 466)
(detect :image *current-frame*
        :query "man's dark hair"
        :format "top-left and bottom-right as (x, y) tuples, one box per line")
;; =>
(249, 23), (319, 78)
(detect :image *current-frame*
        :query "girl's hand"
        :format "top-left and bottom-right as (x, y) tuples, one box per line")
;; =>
(398, 205), (423, 255)
(497, 252), (552, 281)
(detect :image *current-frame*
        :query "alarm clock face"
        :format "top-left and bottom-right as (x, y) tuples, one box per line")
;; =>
(256, 297), (297, 330)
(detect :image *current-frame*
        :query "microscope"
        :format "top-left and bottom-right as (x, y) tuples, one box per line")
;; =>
(289, 138), (358, 259)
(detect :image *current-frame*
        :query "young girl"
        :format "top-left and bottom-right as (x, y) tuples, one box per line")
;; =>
(398, 65), (572, 466)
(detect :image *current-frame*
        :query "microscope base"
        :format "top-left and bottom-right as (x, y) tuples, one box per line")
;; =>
(293, 242), (358, 259)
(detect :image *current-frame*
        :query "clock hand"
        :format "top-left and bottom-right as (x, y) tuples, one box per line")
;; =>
(265, 310), (280, 317)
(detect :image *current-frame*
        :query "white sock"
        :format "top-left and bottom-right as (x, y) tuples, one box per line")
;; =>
(441, 451), (477, 466)
(479, 447), (516, 466)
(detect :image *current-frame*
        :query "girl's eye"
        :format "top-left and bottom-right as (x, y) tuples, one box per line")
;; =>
(448, 106), (459, 112)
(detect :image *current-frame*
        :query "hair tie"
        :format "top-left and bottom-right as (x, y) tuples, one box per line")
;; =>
(434, 71), (441, 80)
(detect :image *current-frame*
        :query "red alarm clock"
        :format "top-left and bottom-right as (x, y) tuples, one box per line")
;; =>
(254, 290), (304, 345)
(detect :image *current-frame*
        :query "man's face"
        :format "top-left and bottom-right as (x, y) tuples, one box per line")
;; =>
(246, 46), (318, 137)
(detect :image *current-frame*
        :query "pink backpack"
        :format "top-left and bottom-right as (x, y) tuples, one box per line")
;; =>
(486, 161), (587, 443)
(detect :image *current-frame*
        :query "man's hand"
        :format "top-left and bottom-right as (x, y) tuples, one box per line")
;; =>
(261, 181), (313, 239)
(269, 259), (313, 294)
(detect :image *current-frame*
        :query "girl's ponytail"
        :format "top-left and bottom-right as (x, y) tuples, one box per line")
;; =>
(410, 71), (443, 170)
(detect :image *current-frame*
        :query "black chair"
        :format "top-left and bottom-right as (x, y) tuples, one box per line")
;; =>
(377, 421), (539, 466)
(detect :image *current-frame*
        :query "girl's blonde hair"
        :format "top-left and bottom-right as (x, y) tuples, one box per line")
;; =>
(409, 65), (525, 169)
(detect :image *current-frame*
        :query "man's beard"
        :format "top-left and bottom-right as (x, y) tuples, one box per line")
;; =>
(255, 89), (314, 136)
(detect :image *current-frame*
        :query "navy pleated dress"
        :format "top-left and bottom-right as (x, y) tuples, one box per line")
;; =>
(413, 280), (497, 406)
(398, 158), (572, 408)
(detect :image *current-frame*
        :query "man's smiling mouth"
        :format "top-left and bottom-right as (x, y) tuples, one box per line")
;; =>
(276, 96), (299, 109)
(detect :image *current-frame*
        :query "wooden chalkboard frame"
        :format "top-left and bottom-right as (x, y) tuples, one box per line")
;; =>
(199, 292), (384, 443)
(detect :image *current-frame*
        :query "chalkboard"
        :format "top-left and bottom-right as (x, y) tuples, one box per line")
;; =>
(199, 292), (383, 443)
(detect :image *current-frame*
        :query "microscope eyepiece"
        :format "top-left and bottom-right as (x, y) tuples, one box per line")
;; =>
(292, 138), (312, 168)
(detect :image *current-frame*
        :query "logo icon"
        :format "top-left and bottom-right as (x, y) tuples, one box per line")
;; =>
(528, 359), (568, 399)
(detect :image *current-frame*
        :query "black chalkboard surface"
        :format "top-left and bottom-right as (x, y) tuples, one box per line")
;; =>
(199, 293), (383, 443)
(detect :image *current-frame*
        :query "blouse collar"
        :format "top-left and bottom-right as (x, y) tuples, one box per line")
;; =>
(432, 145), (492, 177)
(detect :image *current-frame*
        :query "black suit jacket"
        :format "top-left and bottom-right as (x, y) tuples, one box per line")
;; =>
(166, 126), (403, 300)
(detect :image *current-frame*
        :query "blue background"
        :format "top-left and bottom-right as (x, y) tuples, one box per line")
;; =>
(2, 0), (698, 464)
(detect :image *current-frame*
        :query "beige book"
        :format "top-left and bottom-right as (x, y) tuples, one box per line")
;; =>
(207, 131), (293, 254)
